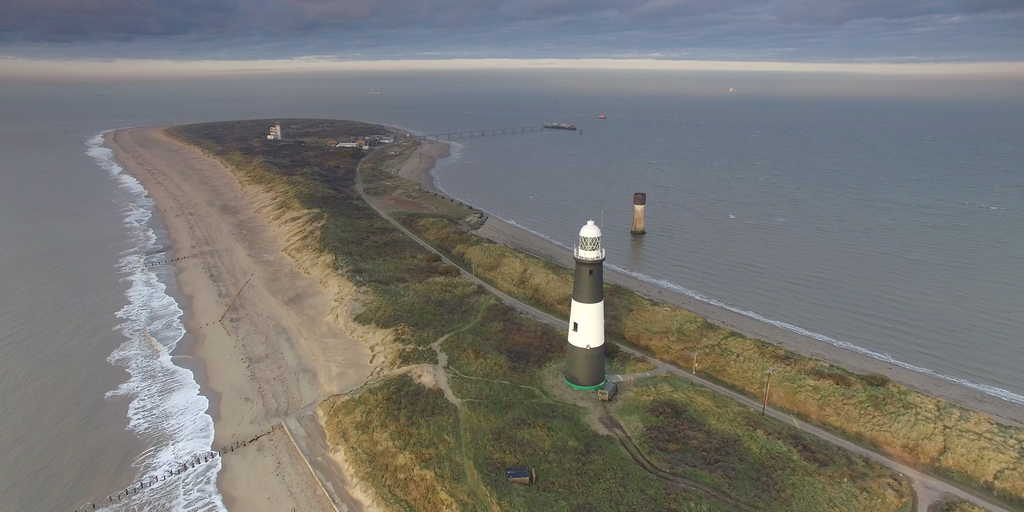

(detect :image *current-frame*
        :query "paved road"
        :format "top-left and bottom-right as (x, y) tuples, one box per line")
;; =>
(353, 152), (1016, 512)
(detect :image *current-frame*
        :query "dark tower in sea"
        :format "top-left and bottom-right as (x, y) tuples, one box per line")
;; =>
(565, 220), (607, 389)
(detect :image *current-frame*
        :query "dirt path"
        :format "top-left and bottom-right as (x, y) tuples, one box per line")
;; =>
(425, 302), (500, 512)
(599, 412), (760, 511)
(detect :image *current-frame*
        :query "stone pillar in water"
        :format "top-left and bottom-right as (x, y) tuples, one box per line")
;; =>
(631, 193), (647, 235)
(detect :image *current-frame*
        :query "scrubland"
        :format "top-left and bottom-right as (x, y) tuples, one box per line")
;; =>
(163, 119), (1014, 511)
(407, 213), (1024, 508)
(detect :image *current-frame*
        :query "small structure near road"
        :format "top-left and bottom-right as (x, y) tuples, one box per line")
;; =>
(597, 381), (618, 401)
(505, 467), (536, 485)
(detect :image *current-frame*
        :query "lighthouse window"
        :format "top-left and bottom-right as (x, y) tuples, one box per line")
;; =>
(572, 322), (578, 332)
(589, 269), (594, 275)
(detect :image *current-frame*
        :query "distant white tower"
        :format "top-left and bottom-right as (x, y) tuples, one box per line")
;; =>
(267, 122), (282, 140)
(565, 220), (606, 389)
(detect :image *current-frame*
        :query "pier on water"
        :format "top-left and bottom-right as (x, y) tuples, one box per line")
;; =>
(419, 125), (549, 140)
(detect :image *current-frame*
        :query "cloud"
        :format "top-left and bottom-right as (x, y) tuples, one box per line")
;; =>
(0, 0), (1021, 61)
(0, 0), (240, 37)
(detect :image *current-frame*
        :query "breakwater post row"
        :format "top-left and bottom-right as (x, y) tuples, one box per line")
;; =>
(70, 425), (279, 512)
(143, 254), (195, 268)
(631, 192), (646, 235)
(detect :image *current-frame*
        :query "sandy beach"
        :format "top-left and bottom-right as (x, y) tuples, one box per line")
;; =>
(395, 138), (450, 195)
(109, 127), (381, 511)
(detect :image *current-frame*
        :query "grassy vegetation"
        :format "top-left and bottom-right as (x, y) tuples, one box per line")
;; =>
(399, 210), (1024, 508)
(169, 119), (925, 511)
(605, 342), (658, 375)
(319, 375), (473, 511)
(616, 377), (911, 511)
(434, 300), (723, 511)
(930, 499), (990, 512)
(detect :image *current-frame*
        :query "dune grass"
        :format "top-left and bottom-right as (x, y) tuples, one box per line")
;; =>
(931, 499), (990, 512)
(319, 375), (473, 511)
(400, 212), (1024, 508)
(616, 377), (911, 511)
(168, 119), (930, 511)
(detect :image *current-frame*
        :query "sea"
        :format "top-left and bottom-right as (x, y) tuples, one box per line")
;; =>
(0, 70), (1021, 511)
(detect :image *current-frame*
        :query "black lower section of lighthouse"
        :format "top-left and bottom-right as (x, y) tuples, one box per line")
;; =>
(564, 256), (606, 390)
(564, 344), (606, 388)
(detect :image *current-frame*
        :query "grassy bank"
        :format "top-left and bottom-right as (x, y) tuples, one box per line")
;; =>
(320, 375), (471, 510)
(168, 119), (923, 510)
(932, 500), (991, 512)
(402, 212), (1024, 508)
(616, 377), (910, 511)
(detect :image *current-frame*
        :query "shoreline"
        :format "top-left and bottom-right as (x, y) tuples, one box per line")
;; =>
(106, 122), (1022, 510)
(108, 127), (376, 511)
(395, 138), (450, 195)
(411, 140), (1024, 428)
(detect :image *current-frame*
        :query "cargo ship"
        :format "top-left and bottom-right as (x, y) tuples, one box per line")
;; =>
(543, 123), (577, 130)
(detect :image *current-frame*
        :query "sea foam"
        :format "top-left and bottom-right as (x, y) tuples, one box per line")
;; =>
(87, 132), (226, 511)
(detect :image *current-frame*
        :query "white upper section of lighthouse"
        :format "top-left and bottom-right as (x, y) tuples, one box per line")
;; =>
(574, 220), (606, 261)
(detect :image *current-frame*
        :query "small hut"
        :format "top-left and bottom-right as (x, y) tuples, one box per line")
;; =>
(505, 467), (536, 485)
(597, 381), (618, 401)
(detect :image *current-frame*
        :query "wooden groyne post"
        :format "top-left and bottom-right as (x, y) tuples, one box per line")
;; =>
(631, 193), (647, 235)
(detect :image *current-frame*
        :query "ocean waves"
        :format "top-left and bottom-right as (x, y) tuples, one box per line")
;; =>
(87, 132), (226, 512)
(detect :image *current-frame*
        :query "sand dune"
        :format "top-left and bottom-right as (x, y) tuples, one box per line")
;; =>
(109, 127), (381, 511)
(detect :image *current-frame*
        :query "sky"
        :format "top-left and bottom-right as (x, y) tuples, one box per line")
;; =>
(2, 0), (1023, 64)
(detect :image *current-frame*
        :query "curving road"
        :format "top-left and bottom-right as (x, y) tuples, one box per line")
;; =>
(354, 150), (1015, 512)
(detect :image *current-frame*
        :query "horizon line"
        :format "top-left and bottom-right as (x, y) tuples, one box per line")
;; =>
(4, 57), (1024, 80)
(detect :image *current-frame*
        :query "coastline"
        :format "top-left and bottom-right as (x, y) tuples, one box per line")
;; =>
(444, 171), (1024, 430)
(477, 214), (1024, 428)
(106, 122), (1022, 509)
(400, 135), (1024, 427)
(394, 138), (450, 195)
(108, 127), (377, 511)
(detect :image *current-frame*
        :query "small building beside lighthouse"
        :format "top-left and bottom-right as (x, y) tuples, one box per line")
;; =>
(565, 220), (607, 389)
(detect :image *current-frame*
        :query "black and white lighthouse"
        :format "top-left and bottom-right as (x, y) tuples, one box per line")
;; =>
(564, 220), (607, 389)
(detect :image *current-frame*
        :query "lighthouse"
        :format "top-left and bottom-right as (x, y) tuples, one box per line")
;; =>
(565, 220), (607, 389)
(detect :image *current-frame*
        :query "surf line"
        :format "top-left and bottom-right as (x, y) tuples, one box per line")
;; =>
(88, 131), (228, 512)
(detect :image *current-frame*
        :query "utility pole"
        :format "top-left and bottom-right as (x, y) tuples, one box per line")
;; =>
(692, 349), (700, 378)
(762, 367), (773, 415)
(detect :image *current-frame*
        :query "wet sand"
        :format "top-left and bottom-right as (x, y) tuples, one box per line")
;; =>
(109, 127), (380, 511)
(395, 138), (450, 195)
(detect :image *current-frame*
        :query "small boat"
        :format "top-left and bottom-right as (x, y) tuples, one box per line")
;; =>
(543, 123), (577, 130)
(598, 115), (606, 119)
